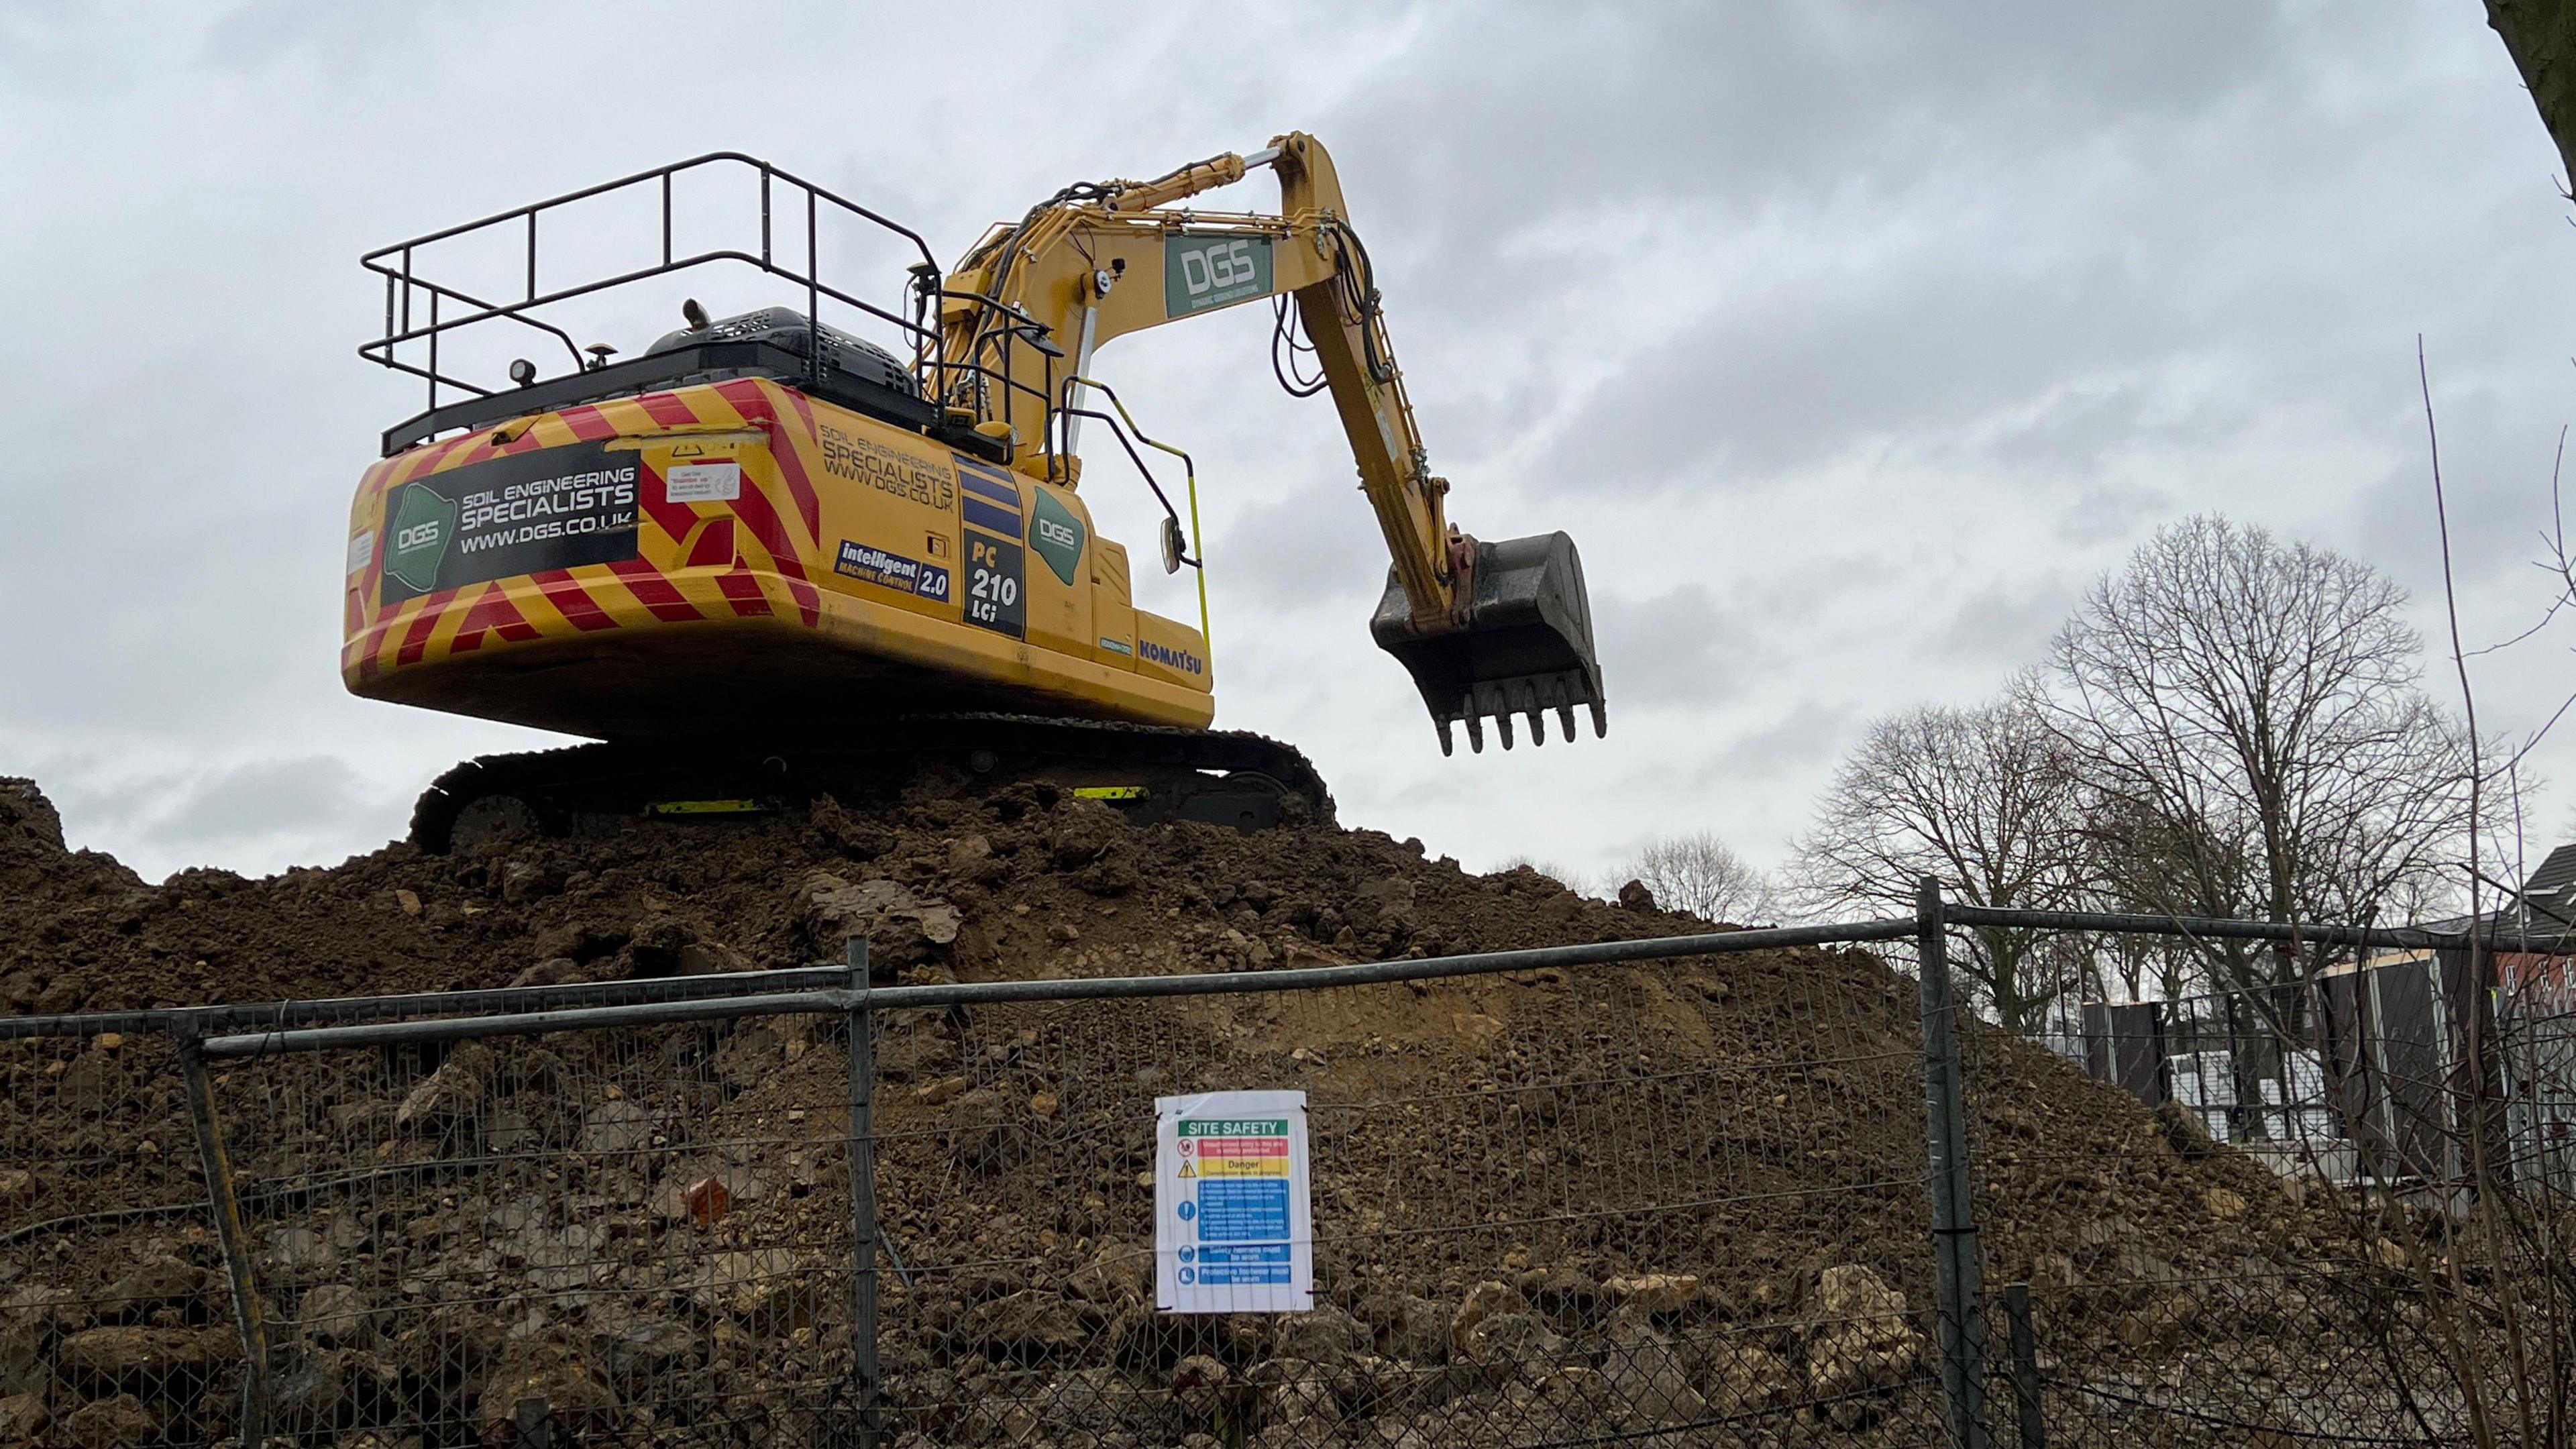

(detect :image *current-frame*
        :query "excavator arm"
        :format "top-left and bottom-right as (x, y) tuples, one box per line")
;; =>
(934, 132), (1607, 753)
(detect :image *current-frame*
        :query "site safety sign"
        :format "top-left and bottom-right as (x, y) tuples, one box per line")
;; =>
(1154, 1089), (1314, 1313)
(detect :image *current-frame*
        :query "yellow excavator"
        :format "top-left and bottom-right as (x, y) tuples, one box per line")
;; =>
(344, 135), (1605, 849)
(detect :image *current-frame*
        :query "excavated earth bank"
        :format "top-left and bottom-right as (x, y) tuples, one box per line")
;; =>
(0, 773), (2352, 1447)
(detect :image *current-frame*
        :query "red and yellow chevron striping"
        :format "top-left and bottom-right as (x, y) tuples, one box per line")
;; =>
(342, 379), (835, 682)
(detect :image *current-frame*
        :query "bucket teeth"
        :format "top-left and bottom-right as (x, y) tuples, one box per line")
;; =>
(1424, 672), (1613, 757)
(1370, 531), (1608, 759)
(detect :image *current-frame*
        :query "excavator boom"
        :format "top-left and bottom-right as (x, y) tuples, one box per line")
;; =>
(940, 133), (1607, 753)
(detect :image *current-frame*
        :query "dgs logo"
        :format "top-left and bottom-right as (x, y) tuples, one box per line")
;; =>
(1027, 489), (1087, 585)
(1165, 234), (1273, 317)
(382, 481), (460, 596)
(1181, 240), (1257, 295)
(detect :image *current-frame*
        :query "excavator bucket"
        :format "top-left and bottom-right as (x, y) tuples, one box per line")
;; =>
(1371, 531), (1608, 755)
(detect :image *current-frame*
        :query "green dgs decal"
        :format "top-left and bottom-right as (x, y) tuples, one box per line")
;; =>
(1028, 488), (1087, 585)
(377, 439), (640, 606)
(1164, 234), (1273, 317)
(384, 484), (459, 594)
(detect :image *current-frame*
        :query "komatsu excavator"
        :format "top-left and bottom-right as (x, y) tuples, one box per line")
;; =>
(344, 135), (1605, 849)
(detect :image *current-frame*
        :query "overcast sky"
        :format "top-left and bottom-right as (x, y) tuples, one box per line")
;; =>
(5, 1), (2575, 890)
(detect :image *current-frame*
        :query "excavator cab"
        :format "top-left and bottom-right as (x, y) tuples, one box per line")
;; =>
(1371, 531), (1607, 755)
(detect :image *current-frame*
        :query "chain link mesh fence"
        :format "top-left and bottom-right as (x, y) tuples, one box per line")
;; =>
(3, 906), (2572, 1448)
(1963, 922), (2576, 1447)
(0, 1029), (241, 1448)
(212, 1012), (864, 1448)
(870, 963), (1947, 1448)
(1964, 1014), (2486, 1445)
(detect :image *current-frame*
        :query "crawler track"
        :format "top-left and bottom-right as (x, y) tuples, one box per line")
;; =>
(408, 714), (1334, 852)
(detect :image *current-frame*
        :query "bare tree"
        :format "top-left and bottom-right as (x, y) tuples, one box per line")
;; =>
(2069, 784), (2266, 998)
(2086, 926), (2195, 1004)
(2044, 516), (2474, 1001)
(1620, 832), (1779, 923)
(1790, 685), (2090, 1033)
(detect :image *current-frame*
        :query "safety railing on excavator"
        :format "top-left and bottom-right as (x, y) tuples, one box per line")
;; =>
(359, 152), (1063, 460)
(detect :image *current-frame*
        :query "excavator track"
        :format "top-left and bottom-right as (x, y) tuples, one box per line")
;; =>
(407, 714), (1335, 854)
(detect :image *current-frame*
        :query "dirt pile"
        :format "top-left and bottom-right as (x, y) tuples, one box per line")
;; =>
(0, 771), (2347, 1446)
(0, 778), (144, 983)
(0, 769), (1678, 1016)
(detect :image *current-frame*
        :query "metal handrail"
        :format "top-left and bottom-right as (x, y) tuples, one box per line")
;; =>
(358, 151), (936, 280)
(361, 153), (945, 418)
(199, 918), (1923, 1056)
(0, 965), (850, 1042)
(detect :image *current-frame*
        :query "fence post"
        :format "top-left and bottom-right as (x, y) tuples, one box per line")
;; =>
(2002, 1281), (2045, 1448)
(844, 938), (881, 1447)
(176, 1020), (268, 1448)
(1917, 876), (1989, 1447)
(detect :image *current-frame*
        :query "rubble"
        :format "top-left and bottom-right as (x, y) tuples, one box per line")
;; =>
(1803, 1265), (1924, 1407)
(1602, 1272), (1699, 1316)
(0, 773), (2347, 1445)
(60, 1392), (152, 1448)
(54, 1326), (237, 1397)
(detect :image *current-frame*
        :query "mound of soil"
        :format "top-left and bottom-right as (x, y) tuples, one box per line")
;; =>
(0, 771), (2359, 1446)
(1, 768), (1664, 1016)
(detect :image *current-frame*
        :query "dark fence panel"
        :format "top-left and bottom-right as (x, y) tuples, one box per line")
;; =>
(3, 898), (2571, 1448)
(0, 1030), (240, 1448)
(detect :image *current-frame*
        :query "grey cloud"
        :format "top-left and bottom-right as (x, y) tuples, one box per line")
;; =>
(1335, 3), (2299, 247)
(197, 1), (432, 73)
(1935, 578), (2080, 665)
(152, 757), (378, 843)
(2058, 484), (2176, 547)
(42, 756), (401, 881)
(1203, 487), (1393, 612)
(1978, 384), (2238, 491)
(1321, 7), (2544, 533)
(2352, 376), (2571, 593)
(3, 2), (2573, 881)
(1696, 700), (1856, 786)
(1590, 584), (1764, 708)
(1531, 251), (2183, 488)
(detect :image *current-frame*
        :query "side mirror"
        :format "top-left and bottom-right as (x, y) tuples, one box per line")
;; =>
(1160, 516), (1185, 575)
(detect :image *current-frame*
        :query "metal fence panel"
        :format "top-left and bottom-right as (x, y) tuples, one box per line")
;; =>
(5, 899), (2571, 1448)
(0, 1030), (241, 1448)
(209, 1013), (864, 1448)
(867, 962), (1953, 1448)
(1973, 965), (2570, 1444)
